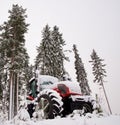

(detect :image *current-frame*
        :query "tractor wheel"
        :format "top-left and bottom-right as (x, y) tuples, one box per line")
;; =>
(82, 102), (93, 114)
(35, 89), (63, 119)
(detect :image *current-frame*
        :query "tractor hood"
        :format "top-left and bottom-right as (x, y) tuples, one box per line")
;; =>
(55, 81), (82, 94)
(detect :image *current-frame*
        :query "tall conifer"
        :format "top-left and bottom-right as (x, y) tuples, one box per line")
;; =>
(89, 49), (112, 114)
(0, 4), (29, 119)
(35, 25), (68, 80)
(51, 26), (68, 80)
(73, 44), (91, 95)
(35, 24), (52, 75)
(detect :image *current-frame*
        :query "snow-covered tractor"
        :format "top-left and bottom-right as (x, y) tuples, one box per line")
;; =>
(26, 75), (97, 119)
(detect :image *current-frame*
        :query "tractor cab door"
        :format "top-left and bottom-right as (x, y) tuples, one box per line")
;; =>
(29, 78), (37, 98)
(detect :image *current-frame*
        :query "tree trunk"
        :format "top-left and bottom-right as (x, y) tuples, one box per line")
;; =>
(12, 73), (15, 118)
(14, 72), (18, 116)
(8, 71), (13, 120)
(101, 80), (112, 114)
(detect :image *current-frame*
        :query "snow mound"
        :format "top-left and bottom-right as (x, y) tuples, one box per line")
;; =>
(3, 114), (120, 125)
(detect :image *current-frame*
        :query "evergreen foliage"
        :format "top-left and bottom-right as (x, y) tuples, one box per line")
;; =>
(35, 25), (68, 80)
(0, 4), (29, 71)
(51, 26), (68, 80)
(0, 80), (2, 99)
(0, 4), (29, 119)
(89, 49), (112, 114)
(35, 24), (52, 75)
(89, 49), (107, 84)
(73, 44), (91, 95)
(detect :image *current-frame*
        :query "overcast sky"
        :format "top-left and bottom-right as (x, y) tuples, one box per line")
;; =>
(0, 0), (120, 114)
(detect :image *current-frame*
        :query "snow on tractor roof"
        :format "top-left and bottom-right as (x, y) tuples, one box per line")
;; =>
(29, 77), (36, 83)
(36, 75), (58, 88)
(37, 75), (59, 84)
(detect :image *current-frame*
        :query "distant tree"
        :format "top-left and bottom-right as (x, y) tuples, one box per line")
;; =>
(73, 44), (91, 95)
(89, 49), (112, 114)
(27, 64), (35, 80)
(0, 4), (29, 119)
(35, 25), (68, 80)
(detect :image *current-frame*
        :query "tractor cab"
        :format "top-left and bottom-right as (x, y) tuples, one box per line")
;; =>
(28, 75), (59, 98)
(29, 78), (38, 98)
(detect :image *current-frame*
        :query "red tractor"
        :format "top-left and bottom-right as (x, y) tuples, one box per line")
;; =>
(27, 75), (97, 119)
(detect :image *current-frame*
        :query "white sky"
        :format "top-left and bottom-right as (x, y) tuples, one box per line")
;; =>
(0, 0), (120, 114)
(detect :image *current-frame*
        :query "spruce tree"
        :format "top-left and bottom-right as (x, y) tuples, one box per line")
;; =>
(0, 53), (3, 100)
(0, 4), (29, 119)
(35, 24), (52, 75)
(35, 25), (68, 80)
(51, 26), (68, 80)
(0, 42), (9, 114)
(89, 49), (107, 84)
(73, 44), (91, 95)
(89, 49), (112, 114)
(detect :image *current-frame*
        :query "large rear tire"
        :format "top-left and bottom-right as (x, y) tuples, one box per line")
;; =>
(82, 102), (93, 114)
(35, 89), (63, 119)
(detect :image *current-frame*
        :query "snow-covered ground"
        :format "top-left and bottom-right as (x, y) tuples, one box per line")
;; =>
(0, 112), (120, 125)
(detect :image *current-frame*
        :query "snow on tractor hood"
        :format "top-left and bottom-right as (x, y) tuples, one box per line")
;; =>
(55, 81), (82, 94)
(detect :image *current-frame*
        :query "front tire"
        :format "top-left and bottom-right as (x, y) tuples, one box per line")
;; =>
(35, 89), (63, 119)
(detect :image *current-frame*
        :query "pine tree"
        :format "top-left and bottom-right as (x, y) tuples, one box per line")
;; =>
(89, 49), (107, 84)
(0, 53), (3, 100)
(51, 26), (68, 80)
(89, 49), (112, 114)
(73, 44), (91, 95)
(25, 64), (35, 91)
(0, 48), (9, 115)
(35, 24), (52, 75)
(0, 20), (11, 116)
(35, 25), (68, 80)
(0, 4), (29, 119)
